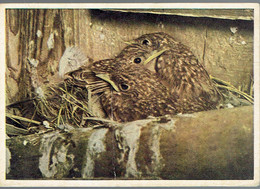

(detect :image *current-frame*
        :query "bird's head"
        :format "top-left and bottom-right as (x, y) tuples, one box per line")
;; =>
(96, 64), (153, 99)
(117, 44), (167, 72)
(126, 32), (178, 50)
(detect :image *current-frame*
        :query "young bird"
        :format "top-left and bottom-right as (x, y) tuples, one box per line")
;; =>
(65, 59), (182, 122)
(117, 32), (223, 112)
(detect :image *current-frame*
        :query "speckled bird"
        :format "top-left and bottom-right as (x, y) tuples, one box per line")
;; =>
(65, 59), (183, 122)
(117, 32), (223, 112)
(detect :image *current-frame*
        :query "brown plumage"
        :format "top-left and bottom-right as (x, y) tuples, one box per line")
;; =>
(117, 32), (223, 112)
(65, 59), (182, 122)
(66, 32), (223, 122)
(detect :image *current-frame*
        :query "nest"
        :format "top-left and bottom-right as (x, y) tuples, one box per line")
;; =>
(210, 76), (254, 106)
(6, 74), (254, 136)
(6, 81), (106, 135)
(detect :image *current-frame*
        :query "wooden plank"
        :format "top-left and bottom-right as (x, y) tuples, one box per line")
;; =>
(6, 106), (253, 179)
(102, 9), (254, 21)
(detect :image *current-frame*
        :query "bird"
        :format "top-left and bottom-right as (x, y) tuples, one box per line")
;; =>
(117, 32), (223, 112)
(65, 58), (182, 122)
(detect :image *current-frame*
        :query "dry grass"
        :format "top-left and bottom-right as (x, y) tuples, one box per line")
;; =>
(210, 75), (253, 104)
(6, 82), (101, 133)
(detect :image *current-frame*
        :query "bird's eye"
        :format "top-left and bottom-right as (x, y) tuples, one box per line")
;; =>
(142, 39), (150, 45)
(134, 57), (142, 64)
(119, 83), (130, 91)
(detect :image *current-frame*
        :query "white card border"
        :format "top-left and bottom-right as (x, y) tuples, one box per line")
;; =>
(0, 3), (259, 187)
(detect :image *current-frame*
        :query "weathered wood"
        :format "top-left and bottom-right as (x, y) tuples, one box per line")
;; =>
(6, 106), (253, 180)
(103, 9), (254, 20)
(5, 9), (254, 104)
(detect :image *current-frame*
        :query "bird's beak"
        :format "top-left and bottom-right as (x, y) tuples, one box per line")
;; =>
(124, 40), (135, 45)
(143, 49), (167, 65)
(95, 73), (120, 92)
